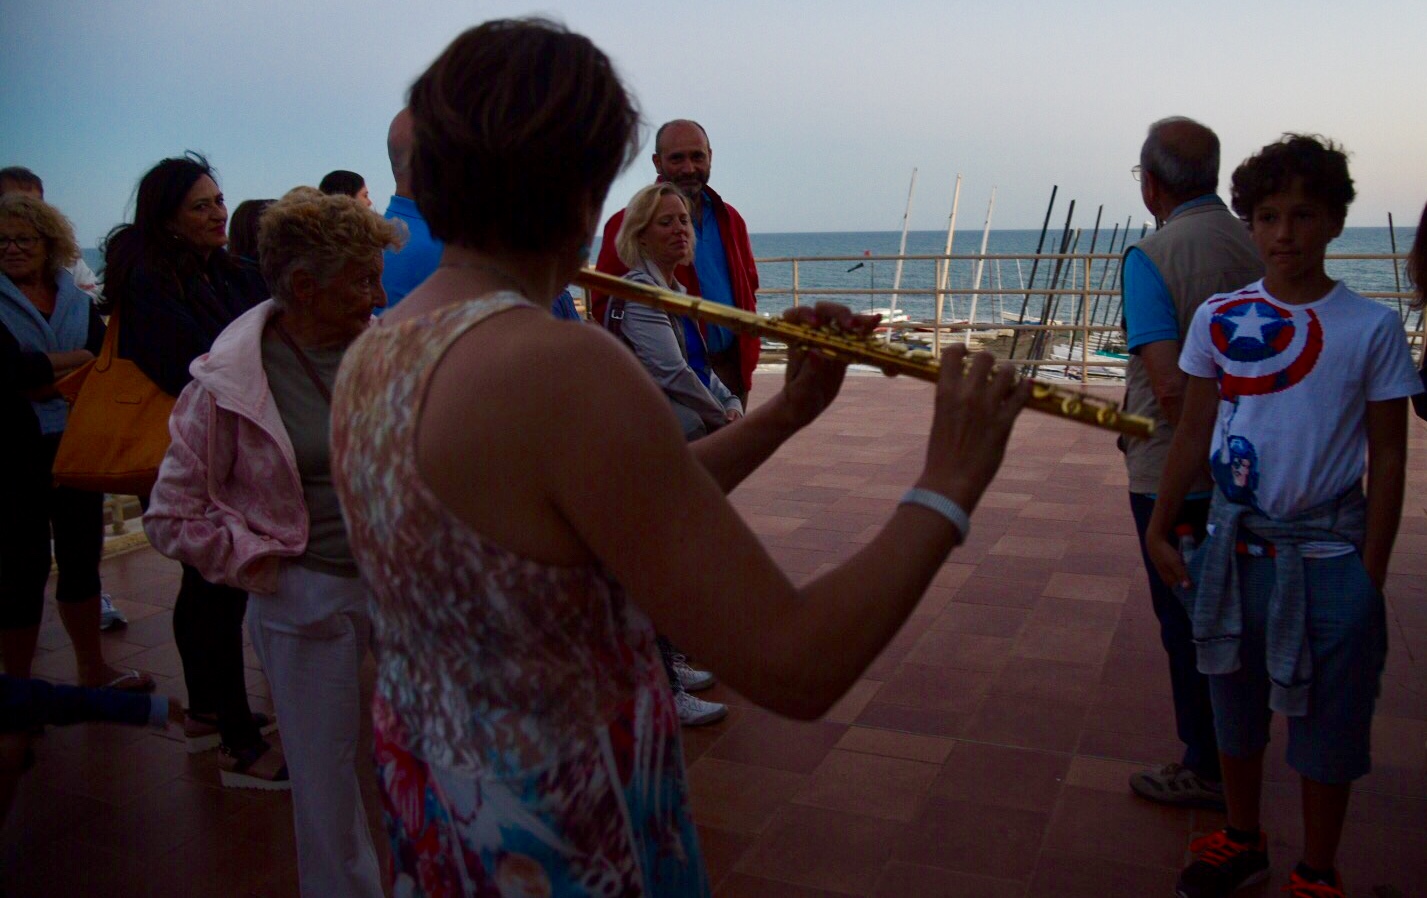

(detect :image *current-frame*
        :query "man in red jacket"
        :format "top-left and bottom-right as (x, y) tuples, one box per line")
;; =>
(592, 119), (760, 405)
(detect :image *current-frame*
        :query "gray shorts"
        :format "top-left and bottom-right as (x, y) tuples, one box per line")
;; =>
(1187, 545), (1388, 784)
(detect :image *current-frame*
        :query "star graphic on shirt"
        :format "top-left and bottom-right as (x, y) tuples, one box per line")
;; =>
(1222, 302), (1280, 345)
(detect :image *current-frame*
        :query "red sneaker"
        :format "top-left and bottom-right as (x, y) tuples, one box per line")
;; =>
(1283, 869), (1345, 898)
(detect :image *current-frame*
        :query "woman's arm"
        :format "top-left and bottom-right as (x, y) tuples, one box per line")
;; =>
(619, 300), (728, 430)
(1362, 397), (1408, 590)
(422, 308), (1027, 721)
(1145, 375), (1219, 588)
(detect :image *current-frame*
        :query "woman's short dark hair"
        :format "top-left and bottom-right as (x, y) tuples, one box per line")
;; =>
(102, 152), (227, 310)
(229, 199), (275, 263)
(1230, 134), (1355, 223)
(1409, 201), (1427, 312)
(408, 18), (641, 253)
(319, 170), (365, 198)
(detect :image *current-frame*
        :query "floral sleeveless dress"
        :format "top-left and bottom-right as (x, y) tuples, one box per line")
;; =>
(331, 294), (708, 897)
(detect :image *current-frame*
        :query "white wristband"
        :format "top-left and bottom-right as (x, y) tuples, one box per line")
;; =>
(900, 488), (971, 543)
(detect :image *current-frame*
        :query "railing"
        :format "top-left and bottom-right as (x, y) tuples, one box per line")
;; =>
(751, 252), (1421, 383)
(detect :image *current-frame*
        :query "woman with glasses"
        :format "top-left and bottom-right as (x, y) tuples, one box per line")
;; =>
(0, 195), (153, 692)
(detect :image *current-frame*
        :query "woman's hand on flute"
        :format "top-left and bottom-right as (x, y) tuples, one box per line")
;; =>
(779, 302), (881, 427)
(917, 345), (1031, 512)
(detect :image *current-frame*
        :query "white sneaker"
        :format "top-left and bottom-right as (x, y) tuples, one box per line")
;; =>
(99, 594), (127, 631)
(674, 690), (728, 727)
(672, 654), (715, 692)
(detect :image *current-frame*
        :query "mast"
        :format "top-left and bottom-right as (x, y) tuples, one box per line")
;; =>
(1008, 186), (1057, 359)
(933, 174), (962, 357)
(888, 167), (918, 333)
(966, 187), (997, 345)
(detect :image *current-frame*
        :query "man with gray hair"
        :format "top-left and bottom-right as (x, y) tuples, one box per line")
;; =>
(1121, 117), (1262, 809)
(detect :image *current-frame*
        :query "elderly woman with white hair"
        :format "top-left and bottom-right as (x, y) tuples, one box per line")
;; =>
(608, 181), (742, 439)
(145, 192), (401, 897)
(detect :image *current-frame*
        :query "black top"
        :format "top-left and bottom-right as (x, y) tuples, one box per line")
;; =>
(1, 306), (104, 471)
(117, 251), (267, 397)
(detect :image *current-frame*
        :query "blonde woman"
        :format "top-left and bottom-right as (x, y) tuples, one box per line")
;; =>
(146, 193), (402, 895)
(609, 181), (742, 439)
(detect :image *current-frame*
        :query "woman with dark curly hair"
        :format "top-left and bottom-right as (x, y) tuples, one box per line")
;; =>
(108, 153), (282, 786)
(0, 195), (149, 692)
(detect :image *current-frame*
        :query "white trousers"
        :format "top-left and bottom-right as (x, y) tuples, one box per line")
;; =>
(249, 565), (384, 898)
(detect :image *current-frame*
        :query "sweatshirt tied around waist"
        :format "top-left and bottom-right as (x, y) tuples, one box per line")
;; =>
(1190, 486), (1367, 717)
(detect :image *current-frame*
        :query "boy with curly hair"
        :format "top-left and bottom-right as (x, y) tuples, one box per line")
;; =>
(1145, 134), (1421, 897)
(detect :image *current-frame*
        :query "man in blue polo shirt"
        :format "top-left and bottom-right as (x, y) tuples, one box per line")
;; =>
(378, 108), (444, 312)
(1120, 117), (1262, 811)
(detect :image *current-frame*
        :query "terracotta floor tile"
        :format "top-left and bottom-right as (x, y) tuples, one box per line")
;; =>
(892, 796), (1049, 881)
(734, 805), (903, 895)
(707, 708), (847, 774)
(988, 658), (1101, 706)
(1041, 571), (1130, 603)
(1082, 683), (1178, 737)
(931, 602), (1029, 638)
(833, 726), (955, 765)
(931, 741), (1071, 813)
(872, 861), (1026, 898)
(687, 758), (811, 834)
(1063, 755), (1148, 794)
(904, 630), (1013, 673)
(822, 678), (883, 725)
(962, 692), (1089, 754)
(988, 534), (1069, 560)
(1027, 850), (1178, 898)
(1075, 728), (1188, 770)
(698, 826), (755, 890)
(715, 873), (851, 898)
(1017, 502), (1087, 522)
(854, 702), (971, 738)
(875, 663), (993, 713)
(1042, 786), (1192, 870)
(1012, 623), (1114, 667)
(1025, 595), (1123, 632)
(793, 749), (939, 822)
(952, 576), (1044, 609)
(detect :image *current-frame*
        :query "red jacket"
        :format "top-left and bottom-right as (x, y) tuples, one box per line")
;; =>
(591, 185), (760, 390)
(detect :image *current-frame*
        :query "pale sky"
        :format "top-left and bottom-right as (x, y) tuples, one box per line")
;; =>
(3, 0), (1425, 248)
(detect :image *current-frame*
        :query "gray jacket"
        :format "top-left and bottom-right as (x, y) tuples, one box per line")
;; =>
(611, 261), (742, 437)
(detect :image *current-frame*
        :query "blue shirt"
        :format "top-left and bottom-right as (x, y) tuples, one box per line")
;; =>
(550, 289), (581, 321)
(1122, 195), (1223, 352)
(380, 195), (444, 312)
(691, 193), (736, 352)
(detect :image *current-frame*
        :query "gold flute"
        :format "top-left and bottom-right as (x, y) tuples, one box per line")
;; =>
(574, 268), (1155, 439)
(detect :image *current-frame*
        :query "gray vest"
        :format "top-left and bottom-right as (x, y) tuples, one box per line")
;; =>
(1124, 199), (1263, 494)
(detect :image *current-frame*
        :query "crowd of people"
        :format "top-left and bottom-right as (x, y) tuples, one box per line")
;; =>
(1, 16), (1425, 898)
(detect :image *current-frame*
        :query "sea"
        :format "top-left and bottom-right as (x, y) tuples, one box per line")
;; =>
(740, 227), (1418, 326)
(80, 225), (1417, 329)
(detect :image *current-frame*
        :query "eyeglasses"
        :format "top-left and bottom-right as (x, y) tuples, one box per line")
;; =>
(1130, 165), (1143, 182)
(0, 236), (39, 250)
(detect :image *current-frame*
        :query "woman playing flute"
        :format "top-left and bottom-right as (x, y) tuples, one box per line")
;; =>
(330, 18), (1029, 897)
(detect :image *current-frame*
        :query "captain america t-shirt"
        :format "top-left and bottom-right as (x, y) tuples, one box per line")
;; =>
(1179, 279), (1421, 524)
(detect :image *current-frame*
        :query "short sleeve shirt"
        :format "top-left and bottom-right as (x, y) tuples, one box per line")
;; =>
(1179, 279), (1422, 520)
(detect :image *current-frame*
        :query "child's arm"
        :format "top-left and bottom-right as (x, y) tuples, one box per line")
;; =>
(0, 675), (171, 732)
(1363, 398), (1409, 590)
(1145, 375), (1219, 588)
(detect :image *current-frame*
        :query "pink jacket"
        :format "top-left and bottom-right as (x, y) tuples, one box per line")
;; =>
(143, 300), (309, 594)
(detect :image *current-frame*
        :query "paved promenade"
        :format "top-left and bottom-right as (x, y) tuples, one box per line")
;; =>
(3, 372), (1423, 896)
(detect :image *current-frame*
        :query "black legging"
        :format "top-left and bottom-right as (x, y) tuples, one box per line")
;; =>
(172, 564), (260, 748)
(137, 494), (260, 749)
(0, 434), (102, 630)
